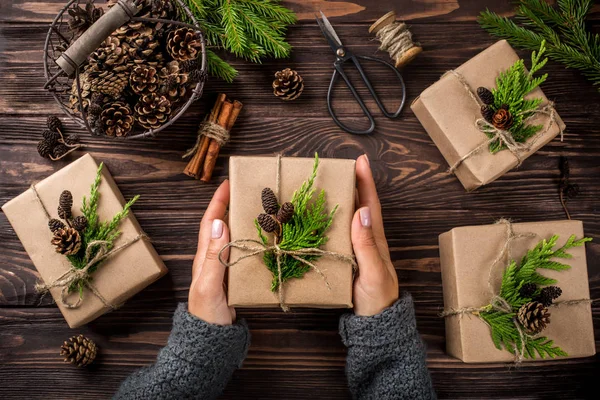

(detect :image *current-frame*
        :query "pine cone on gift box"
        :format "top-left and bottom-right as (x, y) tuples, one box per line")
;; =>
(273, 68), (304, 101)
(261, 188), (279, 215)
(537, 286), (562, 307)
(59, 190), (73, 215)
(492, 107), (514, 130)
(167, 28), (202, 61)
(60, 335), (97, 367)
(51, 227), (82, 255)
(72, 215), (88, 232)
(277, 202), (294, 224)
(480, 105), (494, 123)
(477, 87), (494, 105)
(48, 218), (66, 233)
(99, 102), (134, 137)
(134, 92), (172, 130)
(130, 65), (159, 94)
(258, 213), (280, 234)
(519, 282), (537, 298)
(517, 301), (550, 334)
(67, 0), (104, 38)
(159, 61), (189, 101)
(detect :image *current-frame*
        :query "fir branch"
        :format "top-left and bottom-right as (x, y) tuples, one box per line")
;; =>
(206, 49), (238, 83)
(478, 1), (600, 90)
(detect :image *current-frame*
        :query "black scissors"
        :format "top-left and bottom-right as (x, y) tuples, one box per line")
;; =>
(316, 11), (406, 135)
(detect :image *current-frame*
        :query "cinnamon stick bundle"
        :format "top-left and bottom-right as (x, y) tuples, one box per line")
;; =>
(183, 94), (243, 181)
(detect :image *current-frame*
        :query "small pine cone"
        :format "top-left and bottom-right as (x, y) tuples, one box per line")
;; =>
(87, 102), (103, 119)
(53, 144), (69, 159)
(519, 282), (537, 298)
(276, 202), (294, 224)
(492, 108), (514, 130)
(47, 115), (63, 132)
(48, 218), (66, 233)
(537, 286), (562, 307)
(480, 105), (494, 123)
(179, 58), (199, 72)
(261, 188), (279, 214)
(37, 139), (54, 159)
(188, 69), (207, 84)
(258, 213), (280, 234)
(273, 68), (304, 101)
(42, 129), (61, 144)
(59, 190), (73, 217)
(65, 134), (81, 146)
(60, 334), (97, 367)
(51, 227), (82, 255)
(517, 301), (550, 334)
(476, 87), (494, 105)
(72, 215), (88, 232)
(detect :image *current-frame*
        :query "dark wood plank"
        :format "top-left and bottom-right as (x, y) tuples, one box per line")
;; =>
(1, 0), (599, 399)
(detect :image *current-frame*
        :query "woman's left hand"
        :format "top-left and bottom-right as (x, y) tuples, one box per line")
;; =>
(188, 180), (235, 325)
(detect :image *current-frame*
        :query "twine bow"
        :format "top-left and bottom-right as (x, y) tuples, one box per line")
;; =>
(445, 70), (563, 174)
(182, 121), (230, 159)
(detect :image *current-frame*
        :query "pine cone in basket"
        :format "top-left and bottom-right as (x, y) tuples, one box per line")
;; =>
(159, 61), (188, 101)
(273, 68), (304, 101)
(89, 70), (129, 98)
(51, 227), (82, 256)
(134, 92), (172, 130)
(517, 301), (550, 334)
(126, 25), (163, 66)
(130, 65), (159, 94)
(67, 0), (104, 38)
(167, 28), (202, 61)
(89, 36), (130, 73)
(60, 335), (97, 367)
(99, 102), (134, 137)
(69, 71), (92, 113)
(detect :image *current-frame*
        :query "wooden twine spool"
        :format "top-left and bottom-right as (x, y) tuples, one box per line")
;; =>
(369, 11), (422, 68)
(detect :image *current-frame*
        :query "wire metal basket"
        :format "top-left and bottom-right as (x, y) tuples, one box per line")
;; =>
(43, 0), (207, 139)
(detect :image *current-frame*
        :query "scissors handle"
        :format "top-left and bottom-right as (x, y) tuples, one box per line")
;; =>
(326, 55), (406, 135)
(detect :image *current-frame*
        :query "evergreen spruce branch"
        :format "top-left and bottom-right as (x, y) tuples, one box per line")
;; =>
(237, 0), (297, 24)
(237, 5), (292, 58)
(219, 0), (250, 59)
(206, 49), (238, 83)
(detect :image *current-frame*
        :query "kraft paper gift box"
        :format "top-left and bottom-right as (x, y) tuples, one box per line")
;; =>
(2, 154), (167, 328)
(411, 40), (566, 191)
(439, 220), (595, 363)
(227, 156), (355, 308)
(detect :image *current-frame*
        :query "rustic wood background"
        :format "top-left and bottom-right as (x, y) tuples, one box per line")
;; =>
(1, 0), (599, 398)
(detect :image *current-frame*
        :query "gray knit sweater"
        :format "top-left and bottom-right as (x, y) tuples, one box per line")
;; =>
(114, 293), (435, 399)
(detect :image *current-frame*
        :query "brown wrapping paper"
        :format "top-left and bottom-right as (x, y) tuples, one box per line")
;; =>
(228, 156), (355, 308)
(411, 40), (566, 191)
(439, 220), (595, 363)
(2, 154), (167, 328)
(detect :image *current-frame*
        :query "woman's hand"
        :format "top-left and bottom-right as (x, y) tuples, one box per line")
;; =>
(188, 180), (235, 325)
(351, 155), (399, 316)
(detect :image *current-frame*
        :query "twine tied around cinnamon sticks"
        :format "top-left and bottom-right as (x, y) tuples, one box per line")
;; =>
(439, 218), (595, 363)
(218, 155), (357, 312)
(445, 70), (563, 174)
(31, 183), (145, 310)
(183, 94), (243, 182)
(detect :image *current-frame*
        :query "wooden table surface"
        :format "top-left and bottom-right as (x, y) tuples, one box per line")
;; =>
(1, 1), (599, 399)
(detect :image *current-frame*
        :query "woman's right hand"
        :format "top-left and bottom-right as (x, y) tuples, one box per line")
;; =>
(351, 155), (399, 316)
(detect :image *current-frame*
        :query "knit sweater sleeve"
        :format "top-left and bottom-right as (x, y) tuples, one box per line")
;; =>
(114, 303), (250, 400)
(339, 293), (436, 400)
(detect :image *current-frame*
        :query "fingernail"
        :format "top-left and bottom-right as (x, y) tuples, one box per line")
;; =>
(212, 219), (224, 239)
(359, 207), (371, 227)
(363, 154), (370, 165)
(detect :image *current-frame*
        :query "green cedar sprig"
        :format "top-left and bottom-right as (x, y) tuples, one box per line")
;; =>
(67, 163), (139, 295)
(478, 0), (600, 91)
(479, 234), (592, 359)
(180, 0), (297, 82)
(256, 154), (338, 291)
(486, 41), (548, 153)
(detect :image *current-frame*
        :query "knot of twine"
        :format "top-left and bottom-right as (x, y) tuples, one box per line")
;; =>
(375, 22), (418, 63)
(440, 218), (593, 363)
(218, 154), (356, 312)
(445, 70), (563, 174)
(182, 121), (230, 159)
(30, 183), (144, 310)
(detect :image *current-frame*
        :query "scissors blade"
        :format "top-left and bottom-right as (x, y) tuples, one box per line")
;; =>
(316, 11), (344, 52)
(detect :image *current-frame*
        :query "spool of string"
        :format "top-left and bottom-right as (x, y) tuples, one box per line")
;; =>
(369, 11), (422, 68)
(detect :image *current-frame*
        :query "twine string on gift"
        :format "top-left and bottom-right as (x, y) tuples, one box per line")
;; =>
(182, 121), (230, 159)
(219, 154), (356, 312)
(30, 183), (145, 309)
(444, 70), (563, 174)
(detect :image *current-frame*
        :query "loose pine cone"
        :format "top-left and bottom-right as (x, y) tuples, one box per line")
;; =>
(51, 227), (82, 255)
(42, 130), (61, 145)
(517, 301), (550, 334)
(60, 335), (97, 367)
(159, 61), (188, 100)
(130, 65), (159, 94)
(47, 116), (63, 133)
(72, 215), (88, 232)
(477, 87), (494, 105)
(258, 213), (280, 234)
(65, 134), (81, 146)
(261, 188), (279, 215)
(537, 286), (562, 307)
(99, 102), (134, 137)
(519, 282), (537, 298)
(48, 218), (66, 233)
(59, 190), (73, 214)
(273, 68), (304, 101)
(37, 139), (54, 159)
(89, 70), (129, 98)
(492, 107), (514, 130)
(53, 144), (69, 159)
(134, 92), (172, 129)
(276, 202), (294, 224)
(89, 36), (130, 73)
(67, 0), (104, 37)
(167, 28), (202, 61)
